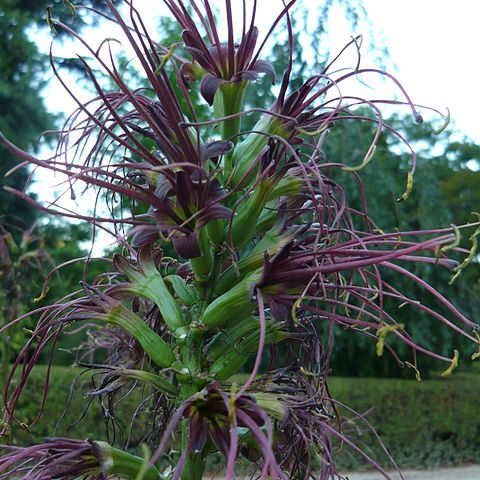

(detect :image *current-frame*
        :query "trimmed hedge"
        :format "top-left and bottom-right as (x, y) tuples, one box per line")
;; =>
(328, 368), (480, 469)
(5, 365), (147, 447)
(4, 365), (480, 470)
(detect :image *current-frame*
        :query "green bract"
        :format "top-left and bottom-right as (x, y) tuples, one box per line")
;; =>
(113, 250), (184, 331)
(200, 271), (262, 328)
(104, 304), (176, 368)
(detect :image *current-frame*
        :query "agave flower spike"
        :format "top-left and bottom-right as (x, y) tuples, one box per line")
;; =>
(2, 2), (480, 479)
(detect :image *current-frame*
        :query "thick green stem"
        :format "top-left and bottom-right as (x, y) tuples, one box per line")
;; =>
(191, 227), (213, 283)
(180, 384), (205, 480)
(229, 115), (289, 188)
(181, 421), (204, 480)
(213, 81), (247, 181)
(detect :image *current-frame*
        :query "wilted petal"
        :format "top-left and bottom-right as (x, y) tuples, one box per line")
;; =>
(232, 70), (259, 83)
(196, 205), (232, 228)
(154, 173), (173, 200)
(209, 418), (231, 456)
(173, 232), (201, 259)
(208, 43), (229, 65)
(267, 296), (290, 323)
(180, 62), (196, 85)
(131, 225), (163, 248)
(251, 60), (276, 83)
(190, 413), (210, 453)
(201, 140), (234, 162)
(175, 171), (196, 218)
(200, 74), (226, 105)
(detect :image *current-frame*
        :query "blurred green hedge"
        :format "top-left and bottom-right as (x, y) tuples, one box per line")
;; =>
(4, 365), (480, 471)
(328, 368), (480, 469)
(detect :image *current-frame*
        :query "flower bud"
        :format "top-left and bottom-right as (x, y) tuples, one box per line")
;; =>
(200, 270), (262, 328)
(230, 179), (277, 249)
(230, 114), (289, 187)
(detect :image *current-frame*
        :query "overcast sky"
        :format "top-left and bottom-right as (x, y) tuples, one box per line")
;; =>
(39, 0), (479, 143)
(361, 0), (480, 143)
(31, 0), (479, 252)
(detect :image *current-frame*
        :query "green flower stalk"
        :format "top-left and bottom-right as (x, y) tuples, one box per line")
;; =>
(214, 224), (293, 296)
(209, 328), (292, 380)
(229, 177), (279, 249)
(229, 114), (291, 187)
(213, 81), (248, 145)
(190, 227), (213, 281)
(200, 270), (263, 329)
(203, 316), (262, 364)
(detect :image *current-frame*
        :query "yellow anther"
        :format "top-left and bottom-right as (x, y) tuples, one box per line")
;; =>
(228, 383), (237, 424)
(376, 323), (404, 357)
(471, 331), (480, 361)
(433, 107), (450, 135)
(441, 349), (459, 377)
(46, 7), (57, 34)
(404, 361), (422, 382)
(33, 287), (49, 303)
(155, 44), (179, 74)
(397, 171), (413, 202)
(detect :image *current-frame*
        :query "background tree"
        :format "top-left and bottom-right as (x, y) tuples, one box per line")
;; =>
(325, 115), (480, 377)
(0, 1), (123, 372)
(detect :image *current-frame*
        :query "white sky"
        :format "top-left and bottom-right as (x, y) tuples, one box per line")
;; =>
(39, 0), (480, 141)
(27, 0), (480, 250)
(361, 0), (480, 143)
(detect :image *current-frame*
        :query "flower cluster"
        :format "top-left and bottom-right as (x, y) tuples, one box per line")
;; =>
(0, 1), (477, 479)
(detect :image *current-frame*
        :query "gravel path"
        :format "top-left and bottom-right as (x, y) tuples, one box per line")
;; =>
(208, 465), (480, 479)
(343, 464), (480, 480)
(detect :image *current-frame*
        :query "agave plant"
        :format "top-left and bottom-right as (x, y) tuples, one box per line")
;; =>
(0, 1), (478, 479)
